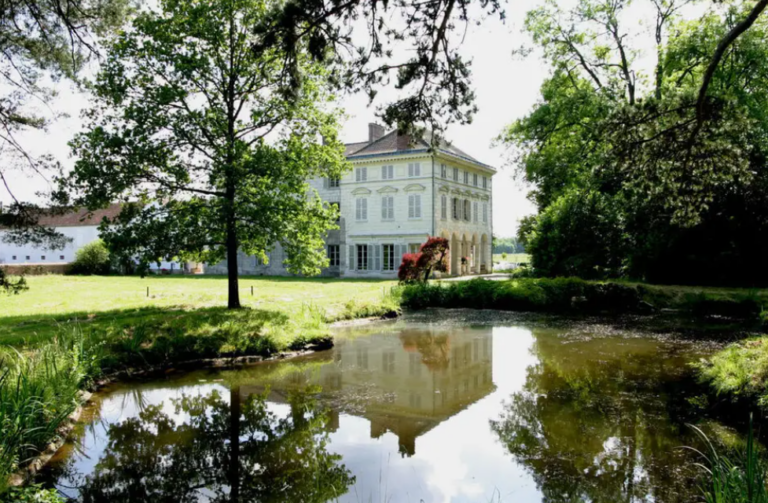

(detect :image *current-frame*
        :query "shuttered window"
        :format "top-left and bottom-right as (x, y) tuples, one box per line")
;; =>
(473, 174), (478, 186)
(408, 194), (421, 219)
(483, 203), (488, 223)
(356, 198), (368, 221)
(381, 165), (394, 180)
(355, 167), (367, 182)
(464, 199), (471, 221)
(440, 195), (447, 220)
(408, 162), (421, 177)
(483, 176), (488, 189)
(453, 167), (459, 181)
(473, 202), (478, 223)
(441, 164), (447, 178)
(381, 196), (394, 220)
(452, 197), (460, 220)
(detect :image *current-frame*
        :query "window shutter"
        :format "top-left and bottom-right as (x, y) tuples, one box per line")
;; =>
(362, 167), (367, 181)
(381, 197), (387, 220)
(415, 195), (421, 218)
(323, 178), (328, 189)
(355, 169), (360, 182)
(355, 199), (360, 220)
(415, 163), (420, 176)
(362, 199), (368, 220)
(367, 245), (374, 271)
(375, 245), (381, 271)
(348, 245), (355, 270)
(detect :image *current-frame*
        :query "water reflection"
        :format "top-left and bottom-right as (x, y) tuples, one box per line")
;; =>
(239, 328), (494, 457)
(49, 387), (353, 502)
(41, 319), (728, 503)
(491, 331), (707, 502)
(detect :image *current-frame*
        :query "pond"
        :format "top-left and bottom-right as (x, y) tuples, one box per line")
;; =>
(40, 310), (737, 502)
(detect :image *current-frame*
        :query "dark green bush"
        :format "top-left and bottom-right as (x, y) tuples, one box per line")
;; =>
(402, 278), (648, 314)
(69, 239), (111, 275)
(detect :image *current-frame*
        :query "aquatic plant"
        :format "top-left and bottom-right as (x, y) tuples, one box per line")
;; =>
(0, 329), (100, 492)
(688, 416), (768, 503)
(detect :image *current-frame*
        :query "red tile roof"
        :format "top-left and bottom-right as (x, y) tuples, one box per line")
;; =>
(34, 203), (124, 228)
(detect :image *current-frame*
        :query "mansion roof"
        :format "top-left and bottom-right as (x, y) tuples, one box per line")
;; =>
(344, 128), (494, 171)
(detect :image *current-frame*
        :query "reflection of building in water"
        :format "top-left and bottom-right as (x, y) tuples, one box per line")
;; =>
(241, 328), (494, 456)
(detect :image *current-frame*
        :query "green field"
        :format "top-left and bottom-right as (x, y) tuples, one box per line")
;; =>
(493, 253), (530, 264)
(0, 275), (398, 347)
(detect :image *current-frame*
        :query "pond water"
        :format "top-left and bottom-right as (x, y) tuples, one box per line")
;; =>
(41, 310), (736, 502)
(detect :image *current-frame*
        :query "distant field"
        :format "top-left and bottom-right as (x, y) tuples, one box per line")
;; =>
(493, 253), (530, 264)
(0, 275), (397, 346)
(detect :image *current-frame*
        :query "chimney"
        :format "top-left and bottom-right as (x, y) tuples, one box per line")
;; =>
(368, 123), (386, 143)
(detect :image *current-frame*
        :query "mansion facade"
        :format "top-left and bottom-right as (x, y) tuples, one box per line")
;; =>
(210, 123), (495, 278)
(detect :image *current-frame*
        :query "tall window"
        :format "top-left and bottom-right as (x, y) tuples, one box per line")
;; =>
(327, 245), (340, 267)
(473, 202), (478, 223)
(382, 244), (395, 271)
(381, 195), (394, 220)
(463, 171), (469, 184)
(356, 244), (368, 270)
(441, 164), (447, 178)
(381, 165), (394, 180)
(356, 198), (368, 221)
(328, 176), (340, 188)
(440, 195), (447, 220)
(408, 162), (421, 177)
(453, 167), (459, 181)
(482, 176), (488, 189)
(452, 197), (460, 219)
(483, 203), (488, 223)
(408, 194), (422, 218)
(473, 173), (478, 186)
(464, 199), (471, 221)
(355, 167), (367, 182)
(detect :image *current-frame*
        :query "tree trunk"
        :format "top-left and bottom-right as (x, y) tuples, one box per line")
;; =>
(226, 216), (241, 309)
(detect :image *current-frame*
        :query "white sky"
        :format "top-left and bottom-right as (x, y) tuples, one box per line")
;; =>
(0, 0), (713, 237)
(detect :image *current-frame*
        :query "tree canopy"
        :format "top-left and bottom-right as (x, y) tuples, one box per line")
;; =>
(500, 0), (768, 285)
(59, 0), (349, 308)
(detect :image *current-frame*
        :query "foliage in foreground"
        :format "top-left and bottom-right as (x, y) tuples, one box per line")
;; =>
(0, 269), (27, 296)
(689, 416), (768, 503)
(697, 337), (768, 410)
(0, 332), (101, 493)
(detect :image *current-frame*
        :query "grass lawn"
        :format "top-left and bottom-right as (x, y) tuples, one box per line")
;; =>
(493, 253), (530, 264)
(0, 275), (398, 348)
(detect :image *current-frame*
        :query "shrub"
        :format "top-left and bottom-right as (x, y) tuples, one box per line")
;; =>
(69, 239), (111, 275)
(398, 253), (421, 283)
(397, 237), (449, 283)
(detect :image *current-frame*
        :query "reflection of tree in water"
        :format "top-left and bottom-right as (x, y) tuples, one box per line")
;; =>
(490, 334), (704, 503)
(399, 330), (451, 371)
(68, 387), (353, 502)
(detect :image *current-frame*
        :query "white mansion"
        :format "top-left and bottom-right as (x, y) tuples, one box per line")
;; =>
(208, 124), (495, 278)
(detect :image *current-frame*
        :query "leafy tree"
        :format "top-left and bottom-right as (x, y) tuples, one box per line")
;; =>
(70, 239), (111, 275)
(504, 0), (768, 285)
(60, 0), (348, 308)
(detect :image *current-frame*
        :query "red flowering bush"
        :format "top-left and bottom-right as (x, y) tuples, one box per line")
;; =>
(398, 253), (421, 283)
(397, 237), (450, 283)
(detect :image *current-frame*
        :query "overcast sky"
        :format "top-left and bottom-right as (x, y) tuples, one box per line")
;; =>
(0, 0), (712, 237)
